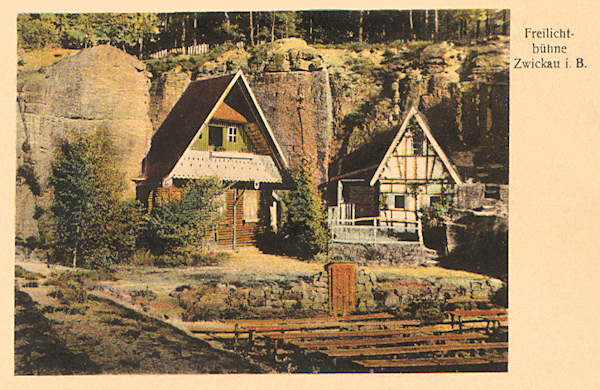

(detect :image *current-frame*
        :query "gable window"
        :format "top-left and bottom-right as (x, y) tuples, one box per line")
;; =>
(243, 190), (259, 222)
(412, 132), (424, 156)
(209, 126), (223, 147)
(394, 195), (405, 209)
(227, 126), (237, 142)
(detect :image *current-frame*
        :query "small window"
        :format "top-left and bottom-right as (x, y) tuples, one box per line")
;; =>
(209, 126), (223, 147)
(227, 126), (237, 142)
(429, 195), (442, 205)
(412, 131), (424, 156)
(394, 195), (405, 209)
(484, 184), (500, 200)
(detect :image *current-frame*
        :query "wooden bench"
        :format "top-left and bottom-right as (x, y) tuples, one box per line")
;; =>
(321, 341), (508, 359)
(259, 324), (457, 360)
(261, 323), (454, 342)
(446, 308), (508, 330)
(290, 331), (487, 351)
(224, 312), (395, 327)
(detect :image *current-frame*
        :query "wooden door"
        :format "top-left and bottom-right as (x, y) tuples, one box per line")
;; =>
(327, 263), (356, 316)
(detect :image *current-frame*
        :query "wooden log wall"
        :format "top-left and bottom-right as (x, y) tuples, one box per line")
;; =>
(217, 186), (271, 247)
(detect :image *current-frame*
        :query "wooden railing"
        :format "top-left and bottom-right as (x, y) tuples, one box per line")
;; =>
(328, 205), (423, 245)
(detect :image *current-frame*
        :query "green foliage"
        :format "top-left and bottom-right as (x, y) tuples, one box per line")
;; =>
(46, 271), (89, 315)
(18, 13), (161, 56)
(49, 130), (141, 268)
(282, 158), (329, 259)
(264, 52), (286, 72)
(140, 178), (225, 256)
(419, 202), (450, 224)
(15, 265), (45, 280)
(17, 14), (61, 50)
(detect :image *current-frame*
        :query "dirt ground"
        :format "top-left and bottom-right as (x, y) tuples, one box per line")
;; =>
(14, 269), (270, 375)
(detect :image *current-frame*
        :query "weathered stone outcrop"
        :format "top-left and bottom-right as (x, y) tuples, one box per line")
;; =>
(16, 45), (154, 240)
(247, 70), (333, 185)
(148, 70), (191, 132)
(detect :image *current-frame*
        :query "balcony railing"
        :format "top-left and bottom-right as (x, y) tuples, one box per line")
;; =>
(328, 205), (424, 245)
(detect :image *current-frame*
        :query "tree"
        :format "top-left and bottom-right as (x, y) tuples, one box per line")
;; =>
(17, 14), (61, 49)
(283, 159), (329, 259)
(50, 130), (141, 268)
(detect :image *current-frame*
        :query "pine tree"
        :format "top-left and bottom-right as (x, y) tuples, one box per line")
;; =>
(283, 158), (329, 258)
(50, 130), (140, 268)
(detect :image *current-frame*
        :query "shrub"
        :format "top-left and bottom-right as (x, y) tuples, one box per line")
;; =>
(15, 265), (45, 280)
(264, 52), (286, 72)
(130, 288), (157, 301)
(140, 177), (225, 256)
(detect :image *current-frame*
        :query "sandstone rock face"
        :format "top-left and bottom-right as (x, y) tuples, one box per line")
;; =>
(248, 70), (333, 185)
(16, 45), (154, 240)
(148, 70), (191, 132)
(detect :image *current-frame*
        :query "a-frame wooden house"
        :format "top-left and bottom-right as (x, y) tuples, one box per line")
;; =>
(326, 105), (463, 243)
(136, 70), (290, 247)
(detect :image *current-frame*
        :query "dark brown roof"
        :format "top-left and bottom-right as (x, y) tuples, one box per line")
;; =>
(334, 127), (398, 180)
(143, 73), (236, 182)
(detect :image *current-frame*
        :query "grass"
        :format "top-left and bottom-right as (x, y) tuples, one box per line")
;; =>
(18, 47), (78, 72)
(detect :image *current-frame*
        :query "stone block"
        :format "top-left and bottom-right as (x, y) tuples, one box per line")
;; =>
(283, 300), (298, 310)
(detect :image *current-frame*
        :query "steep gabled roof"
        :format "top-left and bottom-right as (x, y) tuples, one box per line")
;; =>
(142, 70), (288, 183)
(370, 105), (463, 186)
(332, 106), (463, 186)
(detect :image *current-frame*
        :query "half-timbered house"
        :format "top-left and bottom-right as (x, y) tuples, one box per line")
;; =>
(326, 105), (464, 244)
(135, 70), (290, 247)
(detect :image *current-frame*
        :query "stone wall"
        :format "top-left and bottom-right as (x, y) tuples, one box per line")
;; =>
(171, 266), (502, 320)
(329, 243), (439, 267)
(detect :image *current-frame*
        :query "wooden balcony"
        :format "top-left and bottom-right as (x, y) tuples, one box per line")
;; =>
(328, 205), (424, 245)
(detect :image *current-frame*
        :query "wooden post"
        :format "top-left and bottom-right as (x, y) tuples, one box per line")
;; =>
(232, 188), (237, 251)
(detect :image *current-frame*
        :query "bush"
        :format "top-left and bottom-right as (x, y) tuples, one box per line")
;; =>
(139, 177), (225, 256)
(264, 52), (286, 72)
(15, 265), (45, 280)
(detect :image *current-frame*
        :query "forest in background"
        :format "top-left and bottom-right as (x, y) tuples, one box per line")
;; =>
(17, 10), (509, 57)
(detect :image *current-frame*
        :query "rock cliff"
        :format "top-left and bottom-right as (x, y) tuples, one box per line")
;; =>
(17, 45), (154, 240)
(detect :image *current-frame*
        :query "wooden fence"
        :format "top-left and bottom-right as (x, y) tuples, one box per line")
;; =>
(328, 205), (424, 245)
(149, 43), (211, 59)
